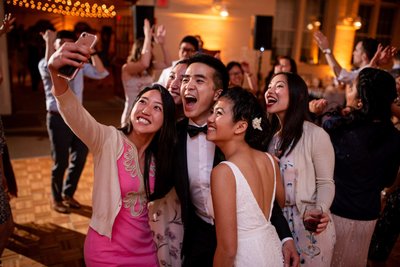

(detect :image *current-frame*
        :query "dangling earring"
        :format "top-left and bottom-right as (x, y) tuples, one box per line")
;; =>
(357, 99), (363, 109)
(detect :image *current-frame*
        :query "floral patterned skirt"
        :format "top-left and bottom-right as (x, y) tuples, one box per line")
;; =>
(148, 188), (183, 267)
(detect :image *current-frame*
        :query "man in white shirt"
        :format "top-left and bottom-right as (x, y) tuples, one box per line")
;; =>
(157, 35), (199, 86)
(314, 31), (379, 84)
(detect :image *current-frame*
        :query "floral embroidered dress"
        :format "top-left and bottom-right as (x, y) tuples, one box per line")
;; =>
(279, 149), (335, 267)
(84, 140), (159, 267)
(148, 188), (183, 267)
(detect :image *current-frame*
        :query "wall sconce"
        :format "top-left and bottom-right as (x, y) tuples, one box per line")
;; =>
(212, 0), (229, 17)
(339, 16), (362, 30)
(307, 20), (321, 31)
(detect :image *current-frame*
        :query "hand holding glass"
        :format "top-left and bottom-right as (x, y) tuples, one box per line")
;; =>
(302, 204), (323, 257)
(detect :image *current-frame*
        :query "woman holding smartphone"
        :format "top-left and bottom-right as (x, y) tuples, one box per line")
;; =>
(47, 39), (177, 266)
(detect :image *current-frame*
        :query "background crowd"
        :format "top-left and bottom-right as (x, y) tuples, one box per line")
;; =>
(1, 12), (400, 267)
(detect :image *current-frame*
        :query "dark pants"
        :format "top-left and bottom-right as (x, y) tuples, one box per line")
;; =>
(47, 112), (88, 202)
(183, 213), (216, 267)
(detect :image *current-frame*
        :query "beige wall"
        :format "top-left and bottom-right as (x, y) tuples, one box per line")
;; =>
(153, 0), (276, 77)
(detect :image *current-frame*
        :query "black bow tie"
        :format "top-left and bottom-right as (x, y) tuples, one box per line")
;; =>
(187, 125), (208, 137)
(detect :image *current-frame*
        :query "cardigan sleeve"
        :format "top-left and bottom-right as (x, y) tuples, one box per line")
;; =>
(311, 126), (335, 213)
(55, 88), (115, 154)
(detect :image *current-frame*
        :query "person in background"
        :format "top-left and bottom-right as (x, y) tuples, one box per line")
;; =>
(368, 169), (400, 267)
(47, 40), (177, 265)
(226, 61), (258, 95)
(265, 56), (298, 87)
(322, 68), (400, 267)
(175, 53), (299, 267)
(265, 72), (336, 266)
(120, 19), (171, 127)
(0, 13), (16, 262)
(313, 31), (395, 85)
(157, 35), (199, 86)
(209, 87), (285, 266)
(39, 29), (109, 213)
(148, 59), (189, 267)
(392, 50), (400, 70)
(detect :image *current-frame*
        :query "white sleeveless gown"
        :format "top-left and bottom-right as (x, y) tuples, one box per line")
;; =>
(221, 154), (284, 267)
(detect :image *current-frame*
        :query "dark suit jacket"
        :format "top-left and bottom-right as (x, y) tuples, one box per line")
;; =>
(173, 118), (292, 257)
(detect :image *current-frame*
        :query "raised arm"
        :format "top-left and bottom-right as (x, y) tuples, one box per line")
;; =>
(40, 29), (56, 62)
(153, 24), (171, 70)
(241, 61), (259, 95)
(123, 19), (153, 76)
(314, 31), (343, 78)
(0, 13), (15, 37)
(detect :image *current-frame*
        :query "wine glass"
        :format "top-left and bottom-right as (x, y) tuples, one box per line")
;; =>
(302, 204), (323, 258)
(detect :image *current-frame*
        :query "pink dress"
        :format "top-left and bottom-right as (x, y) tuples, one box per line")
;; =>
(84, 141), (159, 267)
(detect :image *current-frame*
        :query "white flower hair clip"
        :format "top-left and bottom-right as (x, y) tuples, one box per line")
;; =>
(252, 117), (263, 131)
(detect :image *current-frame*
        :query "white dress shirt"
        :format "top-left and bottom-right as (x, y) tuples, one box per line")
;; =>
(186, 120), (215, 224)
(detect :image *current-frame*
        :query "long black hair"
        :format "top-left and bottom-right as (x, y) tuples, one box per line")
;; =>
(324, 68), (397, 130)
(219, 86), (271, 151)
(119, 84), (177, 200)
(269, 72), (310, 157)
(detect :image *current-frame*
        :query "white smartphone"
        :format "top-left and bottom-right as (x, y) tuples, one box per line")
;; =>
(57, 32), (97, 81)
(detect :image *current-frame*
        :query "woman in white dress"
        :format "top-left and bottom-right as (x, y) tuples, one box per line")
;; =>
(120, 19), (170, 126)
(207, 87), (285, 266)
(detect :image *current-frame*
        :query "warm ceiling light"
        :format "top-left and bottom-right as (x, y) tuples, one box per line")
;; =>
(6, 0), (116, 18)
(212, 0), (229, 17)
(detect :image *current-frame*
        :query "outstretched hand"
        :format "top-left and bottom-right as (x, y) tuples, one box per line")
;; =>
(154, 24), (167, 45)
(40, 29), (56, 44)
(0, 13), (16, 36)
(143, 19), (153, 39)
(313, 31), (330, 51)
(370, 44), (397, 67)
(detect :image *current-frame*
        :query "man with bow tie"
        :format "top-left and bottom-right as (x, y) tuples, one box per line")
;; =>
(173, 53), (300, 267)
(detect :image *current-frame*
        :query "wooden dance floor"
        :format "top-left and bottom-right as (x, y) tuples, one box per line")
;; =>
(1, 155), (400, 266)
(2, 155), (94, 266)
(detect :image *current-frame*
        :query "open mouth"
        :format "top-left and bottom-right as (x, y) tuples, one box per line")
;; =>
(137, 116), (150, 125)
(266, 96), (277, 105)
(184, 95), (197, 106)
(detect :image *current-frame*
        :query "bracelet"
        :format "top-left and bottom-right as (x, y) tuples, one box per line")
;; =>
(322, 48), (332, 55)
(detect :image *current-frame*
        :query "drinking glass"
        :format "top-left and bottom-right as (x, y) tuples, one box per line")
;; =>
(302, 204), (323, 258)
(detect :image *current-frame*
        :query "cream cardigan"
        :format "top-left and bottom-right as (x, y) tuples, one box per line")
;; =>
(56, 89), (125, 239)
(270, 121), (335, 215)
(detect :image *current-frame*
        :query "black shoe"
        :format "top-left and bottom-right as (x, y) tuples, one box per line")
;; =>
(63, 196), (81, 209)
(52, 201), (70, 214)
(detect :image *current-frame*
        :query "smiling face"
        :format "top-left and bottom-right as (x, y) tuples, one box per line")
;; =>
(207, 97), (237, 142)
(179, 42), (197, 60)
(228, 65), (244, 87)
(166, 63), (187, 105)
(265, 74), (290, 122)
(345, 81), (360, 109)
(130, 90), (164, 135)
(181, 62), (222, 125)
(274, 58), (292, 73)
(352, 41), (364, 67)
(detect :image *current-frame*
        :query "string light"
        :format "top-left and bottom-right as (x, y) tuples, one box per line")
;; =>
(6, 0), (116, 18)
